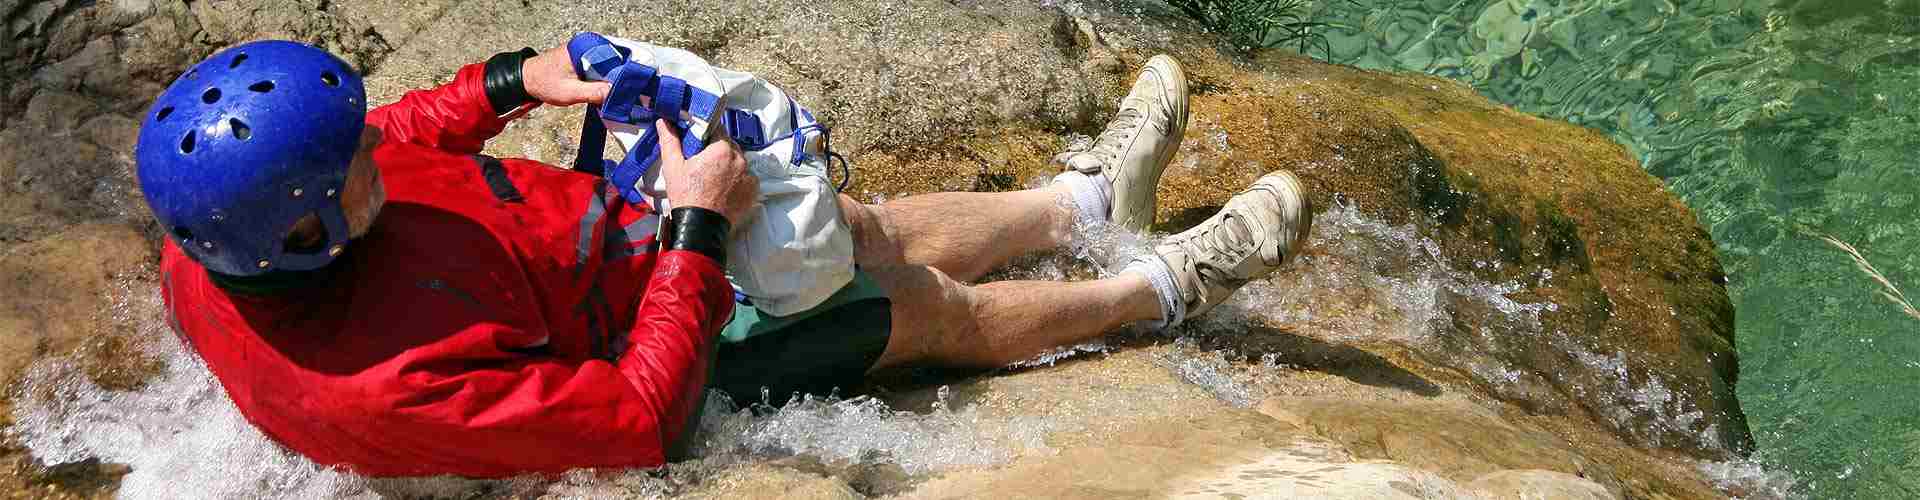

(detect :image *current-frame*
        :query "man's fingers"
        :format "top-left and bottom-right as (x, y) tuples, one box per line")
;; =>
(654, 119), (685, 160)
(578, 81), (612, 105)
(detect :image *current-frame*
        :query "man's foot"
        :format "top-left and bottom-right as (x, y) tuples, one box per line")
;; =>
(1055, 55), (1189, 232)
(1126, 171), (1313, 328)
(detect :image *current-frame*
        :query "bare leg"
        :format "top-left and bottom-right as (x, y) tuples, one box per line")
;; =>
(865, 264), (1163, 370)
(838, 184), (1077, 284)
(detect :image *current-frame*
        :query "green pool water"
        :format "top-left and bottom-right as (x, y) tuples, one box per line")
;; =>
(1301, 0), (1919, 497)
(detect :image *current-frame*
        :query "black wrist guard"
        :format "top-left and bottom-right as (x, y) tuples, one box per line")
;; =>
(667, 207), (730, 265)
(482, 47), (540, 115)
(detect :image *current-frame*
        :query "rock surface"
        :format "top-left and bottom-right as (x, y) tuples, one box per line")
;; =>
(0, 0), (1753, 498)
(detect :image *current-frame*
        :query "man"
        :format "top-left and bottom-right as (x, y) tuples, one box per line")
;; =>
(138, 38), (1311, 478)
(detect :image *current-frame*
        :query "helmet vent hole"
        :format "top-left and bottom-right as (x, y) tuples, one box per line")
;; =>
(173, 226), (194, 242)
(282, 213), (329, 255)
(179, 131), (196, 154)
(154, 106), (173, 122)
(248, 81), (275, 93)
(321, 72), (340, 87)
(229, 53), (248, 68)
(230, 118), (251, 141)
(201, 87), (222, 104)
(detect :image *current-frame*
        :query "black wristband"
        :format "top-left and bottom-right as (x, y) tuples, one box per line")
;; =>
(482, 47), (540, 115)
(667, 207), (730, 265)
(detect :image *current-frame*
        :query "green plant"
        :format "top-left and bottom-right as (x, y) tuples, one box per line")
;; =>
(1802, 225), (1920, 322)
(1163, 0), (1359, 56)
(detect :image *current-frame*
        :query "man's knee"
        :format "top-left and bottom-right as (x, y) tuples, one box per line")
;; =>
(865, 265), (981, 369)
(838, 194), (901, 268)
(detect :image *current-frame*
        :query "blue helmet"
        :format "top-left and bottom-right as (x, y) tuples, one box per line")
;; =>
(136, 40), (367, 277)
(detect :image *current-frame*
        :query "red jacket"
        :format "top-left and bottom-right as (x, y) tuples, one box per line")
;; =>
(157, 63), (733, 477)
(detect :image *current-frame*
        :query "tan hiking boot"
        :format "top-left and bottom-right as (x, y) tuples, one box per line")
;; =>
(1144, 171), (1313, 327)
(1055, 55), (1189, 232)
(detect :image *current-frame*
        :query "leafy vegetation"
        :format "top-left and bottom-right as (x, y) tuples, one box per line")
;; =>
(1163, 0), (1358, 56)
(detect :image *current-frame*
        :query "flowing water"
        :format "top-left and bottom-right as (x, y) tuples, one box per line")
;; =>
(1297, 0), (1920, 497)
(14, 194), (1769, 497)
(9, 1), (1914, 497)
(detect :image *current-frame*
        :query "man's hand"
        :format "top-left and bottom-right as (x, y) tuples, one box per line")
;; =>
(522, 46), (610, 107)
(655, 119), (757, 226)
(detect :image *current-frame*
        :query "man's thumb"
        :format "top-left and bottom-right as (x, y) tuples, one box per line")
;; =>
(578, 81), (612, 105)
(654, 119), (685, 159)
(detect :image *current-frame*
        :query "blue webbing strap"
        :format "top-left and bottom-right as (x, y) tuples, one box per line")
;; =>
(608, 127), (660, 203)
(573, 105), (607, 175)
(569, 32), (626, 79)
(569, 32), (624, 175)
(726, 109), (765, 148)
(600, 63), (659, 125)
(564, 31), (851, 203)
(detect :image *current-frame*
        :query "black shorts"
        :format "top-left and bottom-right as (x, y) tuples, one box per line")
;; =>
(706, 274), (893, 405)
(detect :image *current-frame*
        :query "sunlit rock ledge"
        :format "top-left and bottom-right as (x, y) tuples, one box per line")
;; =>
(1, 0), (1761, 498)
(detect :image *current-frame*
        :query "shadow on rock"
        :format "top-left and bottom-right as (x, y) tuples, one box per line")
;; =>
(1191, 325), (1443, 397)
(1151, 205), (1222, 234)
(873, 322), (1441, 409)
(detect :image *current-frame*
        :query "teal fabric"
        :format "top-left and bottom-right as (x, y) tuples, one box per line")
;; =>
(719, 271), (888, 343)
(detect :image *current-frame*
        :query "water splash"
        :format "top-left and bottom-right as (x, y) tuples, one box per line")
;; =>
(1148, 199), (1733, 455)
(1152, 342), (1261, 408)
(692, 387), (1055, 475)
(7, 288), (377, 499)
(1183, 199), (1557, 348)
(1565, 345), (1711, 449)
(1009, 340), (1112, 368)
(7, 286), (1050, 499)
(1697, 458), (1801, 500)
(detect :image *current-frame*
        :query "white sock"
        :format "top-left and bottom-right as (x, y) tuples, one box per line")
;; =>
(1123, 255), (1184, 330)
(1052, 171), (1111, 226)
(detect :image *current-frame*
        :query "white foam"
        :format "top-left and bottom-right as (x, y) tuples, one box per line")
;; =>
(1697, 458), (1801, 500)
(1009, 340), (1112, 368)
(8, 284), (1050, 498)
(1566, 344), (1713, 449)
(8, 287), (379, 499)
(1153, 342), (1262, 408)
(1179, 199), (1556, 348)
(691, 387), (1055, 475)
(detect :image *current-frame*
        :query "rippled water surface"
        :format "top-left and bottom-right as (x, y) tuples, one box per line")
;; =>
(9, 1), (1915, 498)
(1301, 0), (1919, 497)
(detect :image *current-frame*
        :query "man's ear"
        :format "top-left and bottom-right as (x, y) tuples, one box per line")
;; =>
(359, 125), (385, 152)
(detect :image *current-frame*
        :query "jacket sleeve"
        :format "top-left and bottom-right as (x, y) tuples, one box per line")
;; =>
(373, 250), (733, 476)
(366, 63), (513, 155)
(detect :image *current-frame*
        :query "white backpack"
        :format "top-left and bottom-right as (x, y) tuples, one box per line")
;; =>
(566, 32), (855, 317)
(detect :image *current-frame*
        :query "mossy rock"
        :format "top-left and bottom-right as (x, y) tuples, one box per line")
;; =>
(0, 0), (1748, 498)
(838, 46), (1745, 460)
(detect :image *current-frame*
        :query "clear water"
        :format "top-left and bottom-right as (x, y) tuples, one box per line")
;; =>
(1299, 0), (1920, 497)
(10, 0), (1913, 496)
(13, 199), (1754, 497)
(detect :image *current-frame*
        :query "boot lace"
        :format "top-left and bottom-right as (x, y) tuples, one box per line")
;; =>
(1081, 106), (1144, 165)
(1174, 209), (1258, 285)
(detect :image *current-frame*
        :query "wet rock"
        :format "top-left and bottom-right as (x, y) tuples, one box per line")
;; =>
(9, 1), (61, 40)
(0, 124), (128, 243)
(1470, 469), (1617, 500)
(0, 223), (154, 383)
(0, 0), (1751, 498)
(897, 349), (1624, 499)
(80, 113), (139, 151)
(22, 89), (96, 135)
(679, 464), (862, 500)
(327, 0), (461, 49)
(1261, 397), (1605, 487)
(368, 0), (1110, 156)
(190, 0), (391, 72)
